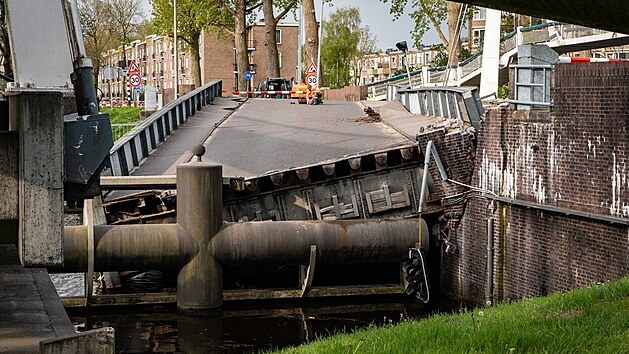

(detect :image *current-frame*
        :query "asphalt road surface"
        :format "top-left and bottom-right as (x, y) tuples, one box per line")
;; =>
(203, 99), (411, 177)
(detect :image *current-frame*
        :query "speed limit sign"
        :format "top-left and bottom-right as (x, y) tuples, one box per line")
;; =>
(128, 73), (141, 87)
(307, 74), (318, 87)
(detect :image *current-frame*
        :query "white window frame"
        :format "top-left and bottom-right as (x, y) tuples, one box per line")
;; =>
(276, 29), (282, 44)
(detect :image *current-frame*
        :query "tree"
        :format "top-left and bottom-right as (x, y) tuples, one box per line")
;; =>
(151, 0), (232, 87)
(382, 0), (470, 64)
(320, 6), (362, 89)
(302, 0), (318, 67)
(79, 0), (118, 84)
(209, 0), (262, 90)
(262, 0), (298, 78)
(352, 26), (377, 86)
(0, 0), (12, 77)
(108, 0), (145, 64)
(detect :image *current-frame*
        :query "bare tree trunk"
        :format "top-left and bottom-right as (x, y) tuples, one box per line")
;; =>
(302, 0), (318, 73)
(446, 1), (462, 62)
(234, 0), (249, 90)
(190, 34), (202, 87)
(262, 0), (280, 78)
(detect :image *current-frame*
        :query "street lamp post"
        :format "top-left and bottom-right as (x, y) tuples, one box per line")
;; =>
(174, 0), (179, 100)
(396, 41), (413, 89)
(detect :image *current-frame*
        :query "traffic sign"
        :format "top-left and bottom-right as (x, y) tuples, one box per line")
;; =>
(244, 71), (253, 80)
(135, 87), (141, 93)
(128, 73), (141, 87)
(307, 61), (317, 75)
(307, 74), (318, 87)
(128, 60), (140, 74)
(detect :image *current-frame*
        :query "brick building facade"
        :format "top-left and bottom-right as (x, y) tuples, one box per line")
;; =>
(418, 62), (628, 305)
(98, 23), (299, 105)
(200, 24), (299, 92)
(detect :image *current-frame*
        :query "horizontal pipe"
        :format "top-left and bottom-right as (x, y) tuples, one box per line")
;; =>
(59, 224), (197, 273)
(211, 219), (428, 266)
(59, 219), (429, 272)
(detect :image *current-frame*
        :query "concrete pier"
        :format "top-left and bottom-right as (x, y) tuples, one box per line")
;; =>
(0, 245), (75, 352)
(9, 92), (65, 267)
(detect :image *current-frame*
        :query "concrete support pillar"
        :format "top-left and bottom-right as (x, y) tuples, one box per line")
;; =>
(0, 132), (19, 221)
(176, 160), (223, 311)
(0, 132), (18, 245)
(10, 92), (64, 267)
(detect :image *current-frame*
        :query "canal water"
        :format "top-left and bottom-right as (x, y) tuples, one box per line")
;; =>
(51, 274), (461, 353)
(66, 297), (460, 353)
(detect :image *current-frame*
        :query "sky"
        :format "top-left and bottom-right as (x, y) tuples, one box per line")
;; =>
(140, 0), (445, 50)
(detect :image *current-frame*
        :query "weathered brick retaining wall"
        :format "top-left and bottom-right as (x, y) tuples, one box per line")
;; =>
(422, 63), (629, 304)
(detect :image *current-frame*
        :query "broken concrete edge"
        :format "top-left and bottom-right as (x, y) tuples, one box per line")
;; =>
(39, 327), (115, 354)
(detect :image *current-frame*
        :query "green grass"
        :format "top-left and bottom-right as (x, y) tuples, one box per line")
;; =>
(101, 107), (143, 124)
(277, 276), (629, 353)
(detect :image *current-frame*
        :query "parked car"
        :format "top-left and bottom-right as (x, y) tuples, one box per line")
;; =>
(258, 77), (292, 98)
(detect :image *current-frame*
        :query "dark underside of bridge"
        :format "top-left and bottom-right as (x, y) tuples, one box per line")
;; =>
(455, 0), (628, 35)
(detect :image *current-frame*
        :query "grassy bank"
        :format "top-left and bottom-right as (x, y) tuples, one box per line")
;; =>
(101, 107), (143, 124)
(278, 276), (629, 353)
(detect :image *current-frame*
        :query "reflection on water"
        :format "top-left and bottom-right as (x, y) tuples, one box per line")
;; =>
(69, 298), (460, 353)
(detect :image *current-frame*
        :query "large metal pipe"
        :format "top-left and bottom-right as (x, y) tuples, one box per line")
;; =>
(59, 224), (197, 273)
(211, 219), (428, 266)
(59, 219), (428, 273)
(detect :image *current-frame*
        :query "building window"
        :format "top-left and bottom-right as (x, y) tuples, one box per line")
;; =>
(276, 29), (282, 44)
(278, 52), (282, 68)
(473, 8), (487, 20)
(473, 29), (485, 48)
(391, 56), (397, 69)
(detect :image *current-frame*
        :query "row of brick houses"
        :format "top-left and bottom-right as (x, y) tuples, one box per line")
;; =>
(98, 23), (299, 105)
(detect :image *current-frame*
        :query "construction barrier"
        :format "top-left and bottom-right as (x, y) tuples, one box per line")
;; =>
(557, 56), (629, 64)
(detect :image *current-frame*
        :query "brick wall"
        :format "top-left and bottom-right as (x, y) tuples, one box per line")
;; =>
(424, 62), (629, 304)
(322, 86), (368, 101)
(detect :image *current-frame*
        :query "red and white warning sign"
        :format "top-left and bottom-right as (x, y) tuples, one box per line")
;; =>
(127, 60), (140, 75)
(306, 61), (317, 75)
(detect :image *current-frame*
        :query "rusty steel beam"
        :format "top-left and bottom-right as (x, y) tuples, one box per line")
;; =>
(59, 224), (197, 273)
(211, 219), (429, 266)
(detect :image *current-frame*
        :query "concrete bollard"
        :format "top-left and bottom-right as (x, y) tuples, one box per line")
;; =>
(176, 146), (223, 311)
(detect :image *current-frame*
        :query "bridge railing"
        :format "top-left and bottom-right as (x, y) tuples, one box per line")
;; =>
(103, 80), (222, 176)
(368, 22), (622, 100)
(395, 86), (484, 131)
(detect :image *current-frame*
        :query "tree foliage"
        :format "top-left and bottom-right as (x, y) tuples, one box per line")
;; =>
(0, 0), (12, 77)
(382, 0), (471, 65)
(79, 0), (120, 81)
(151, 0), (232, 87)
(321, 6), (365, 89)
(353, 26), (377, 86)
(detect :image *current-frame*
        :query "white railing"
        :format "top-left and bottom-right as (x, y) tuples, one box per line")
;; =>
(367, 22), (627, 100)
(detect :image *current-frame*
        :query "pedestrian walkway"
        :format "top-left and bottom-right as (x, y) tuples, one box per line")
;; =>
(0, 245), (75, 353)
(131, 97), (244, 176)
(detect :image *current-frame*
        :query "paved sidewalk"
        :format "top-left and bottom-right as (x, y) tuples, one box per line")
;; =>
(0, 245), (75, 353)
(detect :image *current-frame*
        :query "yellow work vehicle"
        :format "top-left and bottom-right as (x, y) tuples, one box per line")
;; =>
(290, 83), (322, 104)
